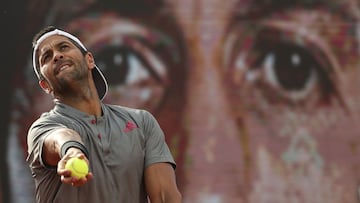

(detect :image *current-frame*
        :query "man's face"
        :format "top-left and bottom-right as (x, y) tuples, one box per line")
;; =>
(37, 35), (90, 96)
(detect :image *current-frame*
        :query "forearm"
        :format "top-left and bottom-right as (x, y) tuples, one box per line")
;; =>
(43, 128), (84, 166)
(163, 191), (182, 203)
(145, 163), (182, 203)
(149, 191), (182, 203)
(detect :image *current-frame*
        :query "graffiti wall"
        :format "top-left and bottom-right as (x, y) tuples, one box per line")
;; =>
(3, 0), (360, 202)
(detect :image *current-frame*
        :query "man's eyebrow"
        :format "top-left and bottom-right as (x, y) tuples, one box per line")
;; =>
(57, 40), (73, 47)
(39, 40), (72, 60)
(41, 40), (71, 52)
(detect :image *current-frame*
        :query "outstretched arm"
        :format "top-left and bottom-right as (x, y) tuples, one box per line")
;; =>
(43, 128), (93, 186)
(43, 128), (83, 166)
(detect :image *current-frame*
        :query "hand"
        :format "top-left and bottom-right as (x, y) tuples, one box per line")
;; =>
(57, 148), (93, 187)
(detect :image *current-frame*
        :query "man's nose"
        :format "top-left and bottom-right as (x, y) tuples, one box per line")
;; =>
(53, 51), (64, 62)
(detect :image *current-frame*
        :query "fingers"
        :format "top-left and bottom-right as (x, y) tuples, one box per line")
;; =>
(60, 172), (93, 187)
(57, 148), (92, 187)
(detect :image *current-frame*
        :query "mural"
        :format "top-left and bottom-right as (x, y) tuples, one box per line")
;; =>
(3, 0), (360, 202)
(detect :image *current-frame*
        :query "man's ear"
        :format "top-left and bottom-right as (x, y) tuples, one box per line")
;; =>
(39, 80), (51, 94)
(85, 52), (96, 70)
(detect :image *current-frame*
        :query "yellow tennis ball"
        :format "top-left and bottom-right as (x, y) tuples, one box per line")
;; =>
(65, 157), (89, 179)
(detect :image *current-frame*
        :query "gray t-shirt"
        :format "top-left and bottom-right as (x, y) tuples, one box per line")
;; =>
(27, 102), (176, 203)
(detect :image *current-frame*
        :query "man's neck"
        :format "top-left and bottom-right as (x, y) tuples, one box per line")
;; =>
(56, 95), (102, 117)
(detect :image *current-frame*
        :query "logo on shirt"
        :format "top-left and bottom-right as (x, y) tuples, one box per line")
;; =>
(124, 121), (138, 133)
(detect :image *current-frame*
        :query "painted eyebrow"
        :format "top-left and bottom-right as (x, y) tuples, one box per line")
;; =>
(232, 0), (351, 21)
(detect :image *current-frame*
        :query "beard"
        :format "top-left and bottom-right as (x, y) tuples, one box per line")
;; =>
(52, 59), (90, 98)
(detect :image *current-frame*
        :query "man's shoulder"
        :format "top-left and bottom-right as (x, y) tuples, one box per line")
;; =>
(104, 104), (153, 121)
(28, 109), (68, 136)
(105, 104), (147, 115)
(33, 107), (72, 126)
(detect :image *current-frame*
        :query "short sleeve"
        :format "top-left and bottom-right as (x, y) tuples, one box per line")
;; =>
(141, 110), (176, 169)
(26, 117), (66, 169)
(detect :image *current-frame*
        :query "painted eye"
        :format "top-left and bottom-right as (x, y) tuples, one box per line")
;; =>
(95, 39), (169, 110)
(96, 46), (147, 86)
(246, 41), (332, 102)
(64, 15), (184, 111)
(223, 26), (336, 105)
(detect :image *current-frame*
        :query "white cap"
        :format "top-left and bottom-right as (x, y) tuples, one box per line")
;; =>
(32, 29), (108, 100)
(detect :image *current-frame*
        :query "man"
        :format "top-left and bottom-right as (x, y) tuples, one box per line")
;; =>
(26, 26), (182, 203)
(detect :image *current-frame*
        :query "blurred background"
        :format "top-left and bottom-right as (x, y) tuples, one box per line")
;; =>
(2, 0), (360, 202)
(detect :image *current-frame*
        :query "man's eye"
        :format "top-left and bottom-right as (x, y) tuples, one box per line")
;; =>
(60, 45), (69, 50)
(41, 54), (51, 64)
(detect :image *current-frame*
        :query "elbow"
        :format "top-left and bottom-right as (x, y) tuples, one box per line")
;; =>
(175, 191), (182, 202)
(164, 189), (182, 203)
(172, 190), (182, 202)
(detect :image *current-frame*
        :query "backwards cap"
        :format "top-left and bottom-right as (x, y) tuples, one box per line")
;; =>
(32, 29), (108, 100)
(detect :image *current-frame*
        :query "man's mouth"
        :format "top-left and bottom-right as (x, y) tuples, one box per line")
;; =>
(60, 65), (69, 71)
(55, 61), (72, 75)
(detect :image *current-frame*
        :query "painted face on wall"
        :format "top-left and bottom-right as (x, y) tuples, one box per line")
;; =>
(13, 0), (360, 202)
(171, 0), (360, 202)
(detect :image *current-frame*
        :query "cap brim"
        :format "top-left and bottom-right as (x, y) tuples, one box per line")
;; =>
(92, 65), (108, 100)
